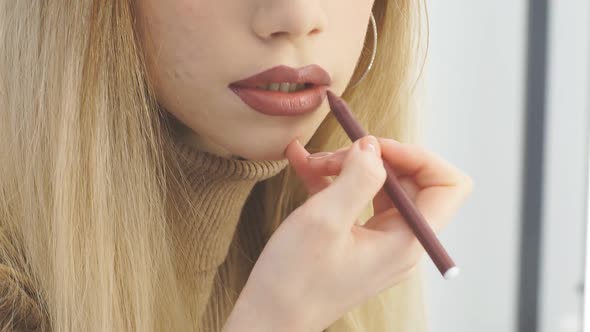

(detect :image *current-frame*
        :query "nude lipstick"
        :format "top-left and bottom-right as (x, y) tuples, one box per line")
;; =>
(229, 64), (331, 116)
(326, 90), (460, 280)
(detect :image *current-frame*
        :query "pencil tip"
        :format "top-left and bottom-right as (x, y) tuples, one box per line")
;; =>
(326, 89), (339, 108)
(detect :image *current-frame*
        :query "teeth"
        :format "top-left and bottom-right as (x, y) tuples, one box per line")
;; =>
(291, 83), (306, 92)
(255, 82), (309, 92)
(279, 83), (290, 92)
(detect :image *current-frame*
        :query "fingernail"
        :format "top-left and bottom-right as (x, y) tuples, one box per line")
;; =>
(306, 152), (334, 160)
(360, 135), (378, 153)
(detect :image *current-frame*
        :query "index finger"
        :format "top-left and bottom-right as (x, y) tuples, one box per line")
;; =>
(284, 139), (333, 196)
(377, 138), (472, 189)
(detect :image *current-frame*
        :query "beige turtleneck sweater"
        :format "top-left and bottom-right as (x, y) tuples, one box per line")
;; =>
(170, 138), (289, 331)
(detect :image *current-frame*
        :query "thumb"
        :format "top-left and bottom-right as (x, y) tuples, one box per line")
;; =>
(308, 135), (386, 227)
(284, 139), (333, 195)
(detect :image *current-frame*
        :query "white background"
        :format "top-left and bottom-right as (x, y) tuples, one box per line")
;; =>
(419, 1), (589, 331)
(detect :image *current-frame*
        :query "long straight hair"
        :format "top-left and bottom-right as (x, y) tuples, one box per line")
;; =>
(0, 0), (428, 331)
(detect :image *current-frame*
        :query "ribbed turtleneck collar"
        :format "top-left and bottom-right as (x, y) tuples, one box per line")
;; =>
(168, 136), (289, 276)
(173, 137), (289, 183)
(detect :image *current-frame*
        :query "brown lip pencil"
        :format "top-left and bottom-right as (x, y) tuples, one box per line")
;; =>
(326, 90), (460, 280)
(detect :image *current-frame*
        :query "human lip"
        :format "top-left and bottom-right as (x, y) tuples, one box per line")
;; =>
(228, 64), (332, 116)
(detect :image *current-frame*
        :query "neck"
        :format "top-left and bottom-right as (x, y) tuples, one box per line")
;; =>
(167, 132), (288, 274)
(173, 121), (247, 161)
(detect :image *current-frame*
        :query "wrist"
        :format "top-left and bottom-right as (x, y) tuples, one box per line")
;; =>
(222, 286), (313, 332)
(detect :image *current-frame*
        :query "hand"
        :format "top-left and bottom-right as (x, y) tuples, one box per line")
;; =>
(225, 136), (473, 332)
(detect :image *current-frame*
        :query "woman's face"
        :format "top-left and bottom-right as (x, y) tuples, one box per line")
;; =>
(134, 0), (375, 160)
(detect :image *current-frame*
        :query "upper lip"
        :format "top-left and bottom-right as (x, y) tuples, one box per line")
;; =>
(229, 64), (332, 88)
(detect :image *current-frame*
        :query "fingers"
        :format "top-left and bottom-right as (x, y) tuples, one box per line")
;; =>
(365, 171), (472, 257)
(306, 136), (386, 228)
(372, 138), (473, 233)
(306, 137), (472, 208)
(307, 138), (472, 190)
(371, 176), (419, 215)
(284, 139), (333, 196)
(412, 181), (472, 233)
(366, 179), (471, 248)
(305, 140), (437, 216)
(287, 135), (473, 234)
(306, 149), (347, 174)
(376, 138), (472, 189)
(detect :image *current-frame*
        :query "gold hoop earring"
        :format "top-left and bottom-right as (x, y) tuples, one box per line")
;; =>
(350, 12), (377, 88)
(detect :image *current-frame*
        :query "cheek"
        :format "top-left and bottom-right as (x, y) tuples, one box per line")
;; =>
(136, 0), (220, 85)
(136, 0), (228, 115)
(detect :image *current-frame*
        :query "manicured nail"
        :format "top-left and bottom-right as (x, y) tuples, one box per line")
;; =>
(360, 135), (378, 153)
(306, 152), (333, 160)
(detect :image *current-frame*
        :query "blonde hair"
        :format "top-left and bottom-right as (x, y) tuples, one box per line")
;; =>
(0, 0), (428, 331)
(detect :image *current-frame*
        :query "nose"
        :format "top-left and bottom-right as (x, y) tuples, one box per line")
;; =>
(251, 1), (327, 43)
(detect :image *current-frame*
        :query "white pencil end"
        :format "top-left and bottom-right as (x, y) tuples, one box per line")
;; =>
(444, 266), (461, 280)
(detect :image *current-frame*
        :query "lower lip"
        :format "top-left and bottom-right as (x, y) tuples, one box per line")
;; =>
(228, 85), (328, 116)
